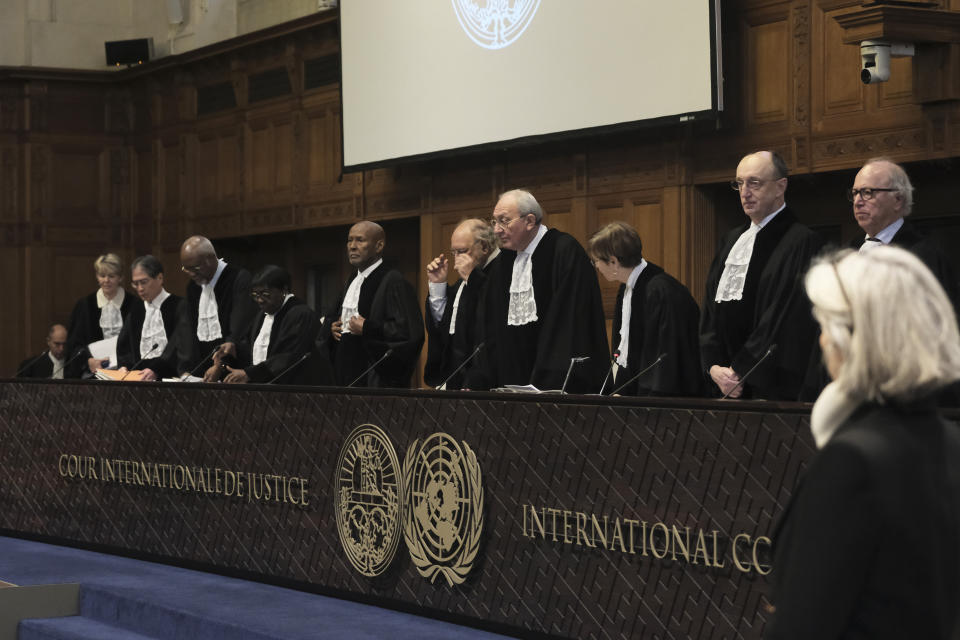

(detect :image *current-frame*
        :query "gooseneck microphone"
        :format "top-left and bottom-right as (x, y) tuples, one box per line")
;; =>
(120, 344), (160, 381)
(722, 344), (778, 400)
(348, 349), (393, 387)
(185, 344), (225, 379)
(14, 351), (49, 378)
(266, 352), (312, 385)
(560, 356), (591, 395)
(598, 351), (620, 396)
(52, 349), (86, 379)
(438, 342), (485, 391)
(610, 353), (668, 396)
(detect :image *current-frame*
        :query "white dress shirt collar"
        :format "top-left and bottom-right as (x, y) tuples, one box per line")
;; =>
(867, 217), (904, 244)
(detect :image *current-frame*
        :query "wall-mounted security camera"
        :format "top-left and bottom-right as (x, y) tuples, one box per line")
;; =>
(860, 40), (915, 85)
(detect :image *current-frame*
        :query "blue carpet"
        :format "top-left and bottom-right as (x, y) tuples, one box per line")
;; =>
(0, 536), (513, 640)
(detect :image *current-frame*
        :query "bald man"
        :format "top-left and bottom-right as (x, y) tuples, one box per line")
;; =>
(178, 235), (257, 380)
(17, 323), (70, 379)
(324, 221), (424, 388)
(849, 158), (959, 309)
(424, 219), (500, 389)
(700, 150), (824, 400)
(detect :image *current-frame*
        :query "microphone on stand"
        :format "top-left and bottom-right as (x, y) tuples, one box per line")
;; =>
(120, 344), (160, 381)
(14, 351), (49, 378)
(266, 352), (312, 385)
(560, 356), (591, 395)
(348, 349), (393, 387)
(184, 344), (225, 379)
(610, 353), (667, 396)
(598, 351), (620, 396)
(52, 349), (86, 379)
(438, 342), (484, 391)
(722, 345), (778, 400)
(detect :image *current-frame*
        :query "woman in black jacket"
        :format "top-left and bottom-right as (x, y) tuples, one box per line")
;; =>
(66, 253), (136, 377)
(766, 246), (960, 639)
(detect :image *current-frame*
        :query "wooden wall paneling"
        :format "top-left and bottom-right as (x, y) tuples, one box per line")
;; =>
(0, 144), (18, 223)
(744, 4), (792, 127)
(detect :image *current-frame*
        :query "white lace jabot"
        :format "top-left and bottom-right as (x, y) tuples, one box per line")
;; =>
(507, 225), (548, 326)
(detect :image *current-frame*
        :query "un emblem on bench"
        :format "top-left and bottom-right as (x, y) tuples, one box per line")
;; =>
(403, 433), (484, 586)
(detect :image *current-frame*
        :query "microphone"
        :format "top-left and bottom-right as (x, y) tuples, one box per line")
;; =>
(438, 342), (484, 391)
(185, 344), (224, 379)
(266, 352), (312, 385)
(598, 351), (619, 396)
(52, 349), (86, 379)
(560, 356), (591, 395)
(120, 343), (160, 381)
(610, 353), (667, 396)
(14, 351), (49, 378)
(722, 344), (778, 400)
(348, 348), (393, 387)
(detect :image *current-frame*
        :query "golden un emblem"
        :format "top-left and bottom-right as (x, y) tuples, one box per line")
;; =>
(335, 424), (403, 577)
(403, 432), (483, 586)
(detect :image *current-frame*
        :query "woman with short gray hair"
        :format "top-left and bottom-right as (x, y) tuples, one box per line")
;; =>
(765, 246), (960, 639)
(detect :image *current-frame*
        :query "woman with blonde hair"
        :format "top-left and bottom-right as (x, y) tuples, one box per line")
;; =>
(65, 253), (136, 377)
(766, 246), (960, 639)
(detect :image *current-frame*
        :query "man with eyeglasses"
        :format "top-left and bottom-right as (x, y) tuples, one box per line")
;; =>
(463, 189), (608, 392)
(700, 151), (824, 400)
(178, 235), (257, 381)
(324, 221), (424, 388)
(424, 219), (500, 389)
(848, 158), (958, 309)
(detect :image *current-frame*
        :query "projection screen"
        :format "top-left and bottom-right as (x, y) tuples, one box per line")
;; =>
(340, 1), (720, 171)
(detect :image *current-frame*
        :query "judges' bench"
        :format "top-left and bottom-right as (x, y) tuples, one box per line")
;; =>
(0, 380), (821, 639)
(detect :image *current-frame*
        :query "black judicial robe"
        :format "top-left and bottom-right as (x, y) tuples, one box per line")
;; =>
(851, 220), (960, 313)
(16, 353), (57, 379)
(115, 294), (184, 378)
(229, 296), (331, 385)
(423, 260), (494, 390)
(700, 208), (824, 400)
(66, 290), (137, 378)
(179, 264), (258, 376)
(766, 399), (960, 639)
(611, 263), (703, 397)
(324, 264), (424, 388)
(467, 229), (609, 393)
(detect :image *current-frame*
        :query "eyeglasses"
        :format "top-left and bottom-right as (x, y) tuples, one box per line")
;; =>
(250, 290), (276, 302)
(846, 187), (897, 202)
(730, 178), (769, 192)
(181, 264), (202, 274)
(490, 215), (525, 229)
(131, 278), (154, 288)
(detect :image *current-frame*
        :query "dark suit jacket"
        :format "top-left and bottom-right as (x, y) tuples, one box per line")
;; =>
(766, 400), (960, 639)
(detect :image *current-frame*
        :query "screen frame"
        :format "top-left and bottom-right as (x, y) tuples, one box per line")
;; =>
(338, 0), (723, 174)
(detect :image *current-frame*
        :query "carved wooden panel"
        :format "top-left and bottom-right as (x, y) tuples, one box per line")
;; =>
(51, 147), (101, 222)
(747, 14), (791, 125)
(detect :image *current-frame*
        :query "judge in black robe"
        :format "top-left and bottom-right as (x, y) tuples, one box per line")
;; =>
(701, 151), (824, 400)
(178, 236), (258, 379)
(324, 221), (424, 388)
(116, 255), (184, 380)
(66, 254), (136, 378)
(424, 219), (500, 390)
(17, 323), (69, 379)
(466, 189), (609, 393)
(588, 222), (702, 396)
(216, 266), (332, 386)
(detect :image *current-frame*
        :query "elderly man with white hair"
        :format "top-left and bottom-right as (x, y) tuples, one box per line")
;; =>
(849, 157), (959, 310)
(765, 246), (960, 639)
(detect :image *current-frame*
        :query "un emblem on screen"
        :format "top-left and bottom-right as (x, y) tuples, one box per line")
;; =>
(403, 433), (484, 586)
(452, 0), (541, 50)
(335, 424), (403, 577)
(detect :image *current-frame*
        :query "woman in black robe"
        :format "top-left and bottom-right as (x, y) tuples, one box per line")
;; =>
(66, 253), (136, 378)
(587, 222), (702, 396)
